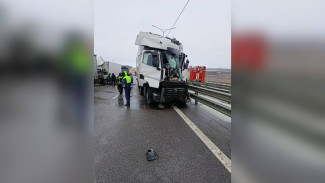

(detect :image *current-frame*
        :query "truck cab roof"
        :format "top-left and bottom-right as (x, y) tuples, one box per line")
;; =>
(135, 32), (183, 51)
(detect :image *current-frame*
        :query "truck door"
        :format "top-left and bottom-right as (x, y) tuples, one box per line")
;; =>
(139, 50), (161, 88)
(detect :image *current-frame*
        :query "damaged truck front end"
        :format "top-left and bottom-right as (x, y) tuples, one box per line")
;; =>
(135, 32), (190, 104)
(155, 80), (188, 103)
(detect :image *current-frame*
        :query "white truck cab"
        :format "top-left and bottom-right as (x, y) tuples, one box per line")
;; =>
(135, 32), (190, 104)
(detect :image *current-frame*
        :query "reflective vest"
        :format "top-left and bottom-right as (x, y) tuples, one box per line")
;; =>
(123, 71), (131, 84)
(65, 44), (91, 76)
(117, 76), (123, 84)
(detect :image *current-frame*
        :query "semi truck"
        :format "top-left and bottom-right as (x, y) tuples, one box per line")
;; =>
(135, 32), (190, 104)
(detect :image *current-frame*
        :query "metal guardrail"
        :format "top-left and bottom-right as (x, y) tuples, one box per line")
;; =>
(188, 85), (231, 103)
(188, 81), (231, 117)
(189, 81), (231, 92)
(189, 92), (231, 117)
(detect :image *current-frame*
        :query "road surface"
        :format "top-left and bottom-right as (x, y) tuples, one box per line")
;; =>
(94, 81), (231, 182)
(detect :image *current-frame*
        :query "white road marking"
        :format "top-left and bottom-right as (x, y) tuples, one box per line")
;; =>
(112, 94), (119, 100)
(173, 106), (231, 173)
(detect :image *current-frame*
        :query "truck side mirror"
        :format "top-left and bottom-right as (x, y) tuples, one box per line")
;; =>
(185, 59), (189, 69)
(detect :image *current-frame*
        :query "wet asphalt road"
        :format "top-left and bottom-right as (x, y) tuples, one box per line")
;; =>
(94, 82), (231, 183)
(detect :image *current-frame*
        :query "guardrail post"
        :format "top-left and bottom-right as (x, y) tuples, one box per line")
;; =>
(195, 91), (198, 104)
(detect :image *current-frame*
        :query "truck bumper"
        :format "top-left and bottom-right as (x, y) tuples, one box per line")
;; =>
(156, 81), (188, 103)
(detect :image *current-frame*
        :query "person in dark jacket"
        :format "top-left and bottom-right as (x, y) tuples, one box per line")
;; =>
(116, 72), (124, 94)
(111, 73), (116, 87)
(107, 73), (111, 85)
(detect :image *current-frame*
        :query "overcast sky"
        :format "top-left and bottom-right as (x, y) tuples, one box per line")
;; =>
(94, 0), (231, 69)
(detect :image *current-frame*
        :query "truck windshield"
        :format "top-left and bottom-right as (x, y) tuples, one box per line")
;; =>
(166, 53), (180, 69)
(165, 52), (183, 79)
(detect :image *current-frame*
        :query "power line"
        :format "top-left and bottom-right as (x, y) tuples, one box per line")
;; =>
(166, 0), (190, 37)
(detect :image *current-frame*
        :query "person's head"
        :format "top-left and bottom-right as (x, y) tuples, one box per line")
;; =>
(128, 71), (132, 76)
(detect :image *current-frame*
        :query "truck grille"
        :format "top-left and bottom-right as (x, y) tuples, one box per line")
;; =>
(165, 88), (186, 95)
(162, 81), (188, 100)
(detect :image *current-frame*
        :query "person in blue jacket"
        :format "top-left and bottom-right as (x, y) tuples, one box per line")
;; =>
(122, 71), (132, 106)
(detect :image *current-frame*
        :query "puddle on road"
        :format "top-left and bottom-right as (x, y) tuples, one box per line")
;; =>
(95, 96), (109, 100)
(116, 95), (125, 108)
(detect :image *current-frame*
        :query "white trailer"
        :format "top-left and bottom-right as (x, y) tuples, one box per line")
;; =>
(100, 61), (122, 75)
(109, 62), (122, 75)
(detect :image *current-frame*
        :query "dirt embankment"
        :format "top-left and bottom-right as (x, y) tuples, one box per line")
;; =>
(206, 70), (231, 84)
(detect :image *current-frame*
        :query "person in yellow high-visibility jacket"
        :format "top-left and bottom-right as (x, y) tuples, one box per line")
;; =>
(60, 37), (91, 128)
(122, 71), (131, 106)
(128, 71), (133, 95)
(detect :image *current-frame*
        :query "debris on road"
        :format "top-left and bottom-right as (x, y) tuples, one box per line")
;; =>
(146, 149), (159, 161)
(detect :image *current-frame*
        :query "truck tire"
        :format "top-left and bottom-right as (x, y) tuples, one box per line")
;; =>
(139, 85), (144, 95)
(146, 87), (153, 105)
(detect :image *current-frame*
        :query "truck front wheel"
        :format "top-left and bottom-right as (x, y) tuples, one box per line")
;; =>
(146, 87), (153, 105)
(139, 85), (144, 95)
